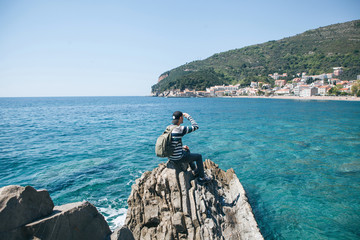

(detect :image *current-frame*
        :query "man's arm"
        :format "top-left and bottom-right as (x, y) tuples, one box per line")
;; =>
(182, 112), (199, 134)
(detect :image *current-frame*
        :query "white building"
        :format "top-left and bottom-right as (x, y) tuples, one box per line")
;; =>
(248, 88), (258, 96)
(285, 83), (294, 89)
(326, 73), (333, 79)
(275, 80), (287, 87)
(227, 85), (239, 90)
(250, 82), (258, 88)
(275, 88), (290, 95)
(300, 87), (318, 97)
(262, 84), (271, 89)
(213, 85), (225, 91)
(215, 91), (225, 97)
(293, 85), (309, 96)
(333, 67), (343, 76)
(317, 86), (331, 96)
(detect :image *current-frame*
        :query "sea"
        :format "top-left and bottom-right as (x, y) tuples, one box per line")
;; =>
(0, 96), (359, 239)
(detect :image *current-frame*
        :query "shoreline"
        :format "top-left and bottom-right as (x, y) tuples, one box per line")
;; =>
(156, 95), (360, 101)
(221, 95), (360, 101)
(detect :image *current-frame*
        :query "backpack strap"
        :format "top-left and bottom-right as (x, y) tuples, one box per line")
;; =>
(166, 125), (179, 143)
(167, 125), (178, 133)
(168, 125), (182, 145)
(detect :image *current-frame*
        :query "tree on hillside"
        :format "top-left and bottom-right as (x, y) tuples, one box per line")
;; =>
(329, 85), (342, 96)
(306, 77), (315, 84)
(351, 80), (360, 96)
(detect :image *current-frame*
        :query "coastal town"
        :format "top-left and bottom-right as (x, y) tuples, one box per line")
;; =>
(153, 67), (360, 99)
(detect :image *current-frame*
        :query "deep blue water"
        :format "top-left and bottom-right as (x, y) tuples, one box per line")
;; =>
(1, 96), (360, 239)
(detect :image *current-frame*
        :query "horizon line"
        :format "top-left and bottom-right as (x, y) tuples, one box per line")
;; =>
(0, 95), (151, 98)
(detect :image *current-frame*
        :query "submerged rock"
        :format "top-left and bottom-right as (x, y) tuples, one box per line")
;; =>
(125, 159), (263, 240)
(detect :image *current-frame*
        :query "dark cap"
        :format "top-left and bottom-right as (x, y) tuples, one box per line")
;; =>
(172, 111), (183, 124)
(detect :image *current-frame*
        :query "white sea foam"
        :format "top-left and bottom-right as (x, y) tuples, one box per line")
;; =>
(339, 162), (360, 173)
(98, 206), (127, 230)
(112, 213), (127, 229)
(126, 179), (134, 186)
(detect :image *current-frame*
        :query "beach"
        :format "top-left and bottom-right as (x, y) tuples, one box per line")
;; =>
(225, 95), (360, 101)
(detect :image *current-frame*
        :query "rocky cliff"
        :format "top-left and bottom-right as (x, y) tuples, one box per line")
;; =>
(125, 159), (263, 240)
(158, 73), (169, 83)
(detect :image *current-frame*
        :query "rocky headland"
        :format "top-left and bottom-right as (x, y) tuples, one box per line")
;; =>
(0, 159), (263, 240)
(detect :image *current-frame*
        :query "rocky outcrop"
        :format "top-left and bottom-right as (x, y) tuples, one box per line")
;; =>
(111, 225), (135, 240)
(0, 185), (111, 240)
(25, 201), (111, 240)
(125, 159), (263, 240)
(0, 185), (54, 233)
(0, 159), (263, 240)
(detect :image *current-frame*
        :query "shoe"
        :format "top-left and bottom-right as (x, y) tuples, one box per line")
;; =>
(198, 175), (212, 183)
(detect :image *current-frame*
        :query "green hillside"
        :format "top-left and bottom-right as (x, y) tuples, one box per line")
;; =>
(152, 20), (360, 93)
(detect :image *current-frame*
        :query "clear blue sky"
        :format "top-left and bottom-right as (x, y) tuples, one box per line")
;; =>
(0, 0), (359, 97)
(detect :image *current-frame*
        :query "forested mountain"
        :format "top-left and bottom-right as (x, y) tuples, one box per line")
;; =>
(151, 20), (360, 93)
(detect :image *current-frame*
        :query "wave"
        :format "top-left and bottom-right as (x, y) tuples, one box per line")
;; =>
(97, 206), (127, 230)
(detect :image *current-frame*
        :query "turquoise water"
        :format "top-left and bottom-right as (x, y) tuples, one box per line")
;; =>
(1, 97), (360, 239)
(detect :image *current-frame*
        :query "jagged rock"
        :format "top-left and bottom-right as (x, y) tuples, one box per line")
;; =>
(24, 201), (111, 240)
(111, 225), (135, 240)
(0, 185), (54, 232)
(0, 185), (113, 240)
(125, 159), (263, 240)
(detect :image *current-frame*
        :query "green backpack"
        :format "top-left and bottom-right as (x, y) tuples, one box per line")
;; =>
(155, 125), (177, 157)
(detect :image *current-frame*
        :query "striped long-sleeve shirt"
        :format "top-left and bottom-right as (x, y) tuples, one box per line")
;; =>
(168, 115), (199, 161)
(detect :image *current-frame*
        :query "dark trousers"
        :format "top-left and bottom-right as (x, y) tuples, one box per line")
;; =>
(180, 150), (205, 178)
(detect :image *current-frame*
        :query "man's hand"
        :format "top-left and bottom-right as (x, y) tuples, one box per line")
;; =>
(183, 113), (189, 118)
(183, 145), (189, 151)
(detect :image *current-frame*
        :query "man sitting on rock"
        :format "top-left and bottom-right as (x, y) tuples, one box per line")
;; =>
(169, 111), (211, 182)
